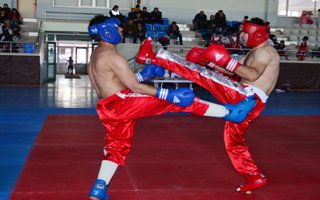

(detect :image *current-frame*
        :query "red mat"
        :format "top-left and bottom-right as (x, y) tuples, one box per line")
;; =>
(11, 114), (320, 200)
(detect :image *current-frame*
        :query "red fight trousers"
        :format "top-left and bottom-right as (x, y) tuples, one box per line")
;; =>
(154, 49), (267, 175)
(96, 90), (208, 166)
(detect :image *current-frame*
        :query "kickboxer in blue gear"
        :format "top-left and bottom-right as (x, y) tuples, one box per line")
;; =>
(87, 15), (256, 200)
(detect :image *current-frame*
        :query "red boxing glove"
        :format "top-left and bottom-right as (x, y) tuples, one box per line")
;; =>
(202, 44), (241, 72)
(186, 47), (217, 68)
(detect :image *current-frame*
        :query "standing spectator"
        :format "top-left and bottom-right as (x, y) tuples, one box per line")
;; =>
(109, 5), (125, 25)
(135, 0), (142, 13)
(242, 16), (249, 23)
(167, 21), (183, 45)
(66, 57), (75, 74)
(122, 19), (138, 43)
(317, 9), (320, 27)
(193, 11), (207, 30)
(136, 22), (146, 43)
(300, 10), (313, 25)
(12, 24), (21, 52)
(141, 7), (150, 23)
(215, 10), (226, 31)
(296, 36), (309, 61)
(1, 19), (13, 52)
(150, 7), (163, 24)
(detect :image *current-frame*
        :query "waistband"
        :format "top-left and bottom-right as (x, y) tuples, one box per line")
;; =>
(244, 84), (268, 103)
(97, 89), (132, 104)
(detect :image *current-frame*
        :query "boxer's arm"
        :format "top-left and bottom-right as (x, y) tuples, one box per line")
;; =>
(235, 49), (271, 81)
(110, 53), (157, 96)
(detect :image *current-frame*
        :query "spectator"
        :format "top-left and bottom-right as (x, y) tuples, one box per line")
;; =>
(109, 5), (125, 25)
(215, 10), (226, 31)
(193, 11), (207, 30)
(150, 7), (163, 24)
(1, 19), (13, 52)
(242, 15), (249, 23)
(128, 8), (136, 21)
(122, 19), (138, 43)
(317, 9), (320, 27)
(12, 24), (21, 52)
(66, 57), (75, 74)
(268, 34), (279, 48)
(226, 31), (241, 53)
(209, 31), (226, 46)
(296, 36), (309, 61)
(0, 10), (9, 24)
(141, 7), (150, 23)
(136, 22), (146, 43)
(135, 0), (141, 13)
(10, 8), (23, 25)
(167, 21), (183, 45)
(276, 40), (288, 60)
(134, 12), (144, 25)
(300, 10), (313, 25)
(207, 15), (217, 32)
(2, 3), (11, 16)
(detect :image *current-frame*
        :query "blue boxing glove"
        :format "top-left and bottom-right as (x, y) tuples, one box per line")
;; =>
(224, 96), (256, 123)
(156, 88), (195, 107)
(135, 64), (165, 82)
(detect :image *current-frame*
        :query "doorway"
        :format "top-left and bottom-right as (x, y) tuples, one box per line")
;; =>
(17, 0), (36, 18)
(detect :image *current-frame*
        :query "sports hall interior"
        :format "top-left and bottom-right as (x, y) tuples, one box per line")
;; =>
(0, 0), (319, 200)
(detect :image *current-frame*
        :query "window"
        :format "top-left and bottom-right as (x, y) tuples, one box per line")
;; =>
(53, 0), (132, 9)
(278, 0), (318, 17)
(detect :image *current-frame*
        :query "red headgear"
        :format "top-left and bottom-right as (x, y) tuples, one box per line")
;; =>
(241, 22), (269, 48)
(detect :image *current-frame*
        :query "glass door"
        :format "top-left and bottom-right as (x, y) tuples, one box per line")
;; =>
(75, 47), (88, 75)
(47, 42), (56, 82)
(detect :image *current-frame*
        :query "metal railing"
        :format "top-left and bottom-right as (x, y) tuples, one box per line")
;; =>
(45, 11), (101, 22)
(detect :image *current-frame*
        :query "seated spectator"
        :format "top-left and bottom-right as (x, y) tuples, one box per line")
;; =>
(226, 31), (241, 53)
(122, 19), (138, 43)
(134, 12), (144, 25)
(136, 22), (146, 43)
(215, 10), (226, 31)
(209, 31), (227, 46)
(150, 7), (163, 24)
(12, 24), (21, 52)
(0, 10), (9, 24)
(1, 19), (13, 52)
(109, 5), (125, 25)
(2, 3), (11, 16)
(242, 16), (249, 23)
(268, 34), (279, 48)
(300, 10), (313, 25)
(276, 40), (288, 60)
(141, 7), (150, 23)
(167, 21), (183, 45)
(193, 11), (207, 30)
(296, 36), (309, 61)
(10, 8), (23, 25)
(207, 15), (217, 32)
(128, 8), (136, 21)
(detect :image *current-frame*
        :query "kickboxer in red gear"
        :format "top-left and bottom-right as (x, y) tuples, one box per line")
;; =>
(136, 17), (280, 194)
(87, 15), (257, 200)
(296, 36), (309, 61)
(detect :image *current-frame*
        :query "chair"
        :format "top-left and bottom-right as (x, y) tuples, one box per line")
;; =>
(292, 23), (300, 29)
(226, 21), (233, 27)
(299, 30), (308, 37)
(282, 29), (291, 36)
(162, 18), (169, 26)
(300, 24), (311, 30)
(153, 23), (163, 32)
(289, 35), (299, 42)
(146, 31), (156, 40)
(157, 31), (167, 40)
(145, 23), (153, 31)
(163, 24), (169, 32)
(231, 21), (241, 27)
(290, 29), (300, 37)
(309, 30), (317, 37)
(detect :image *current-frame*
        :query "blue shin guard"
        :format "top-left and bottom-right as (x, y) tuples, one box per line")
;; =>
(224, 96), (256, 123)
(89, 179), (109, 200)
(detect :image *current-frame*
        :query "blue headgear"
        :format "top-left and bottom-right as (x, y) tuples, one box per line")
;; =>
(88, 18), (122, 44)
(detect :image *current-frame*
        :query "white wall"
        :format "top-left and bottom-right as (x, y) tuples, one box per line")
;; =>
(36, 0), (298, 27)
